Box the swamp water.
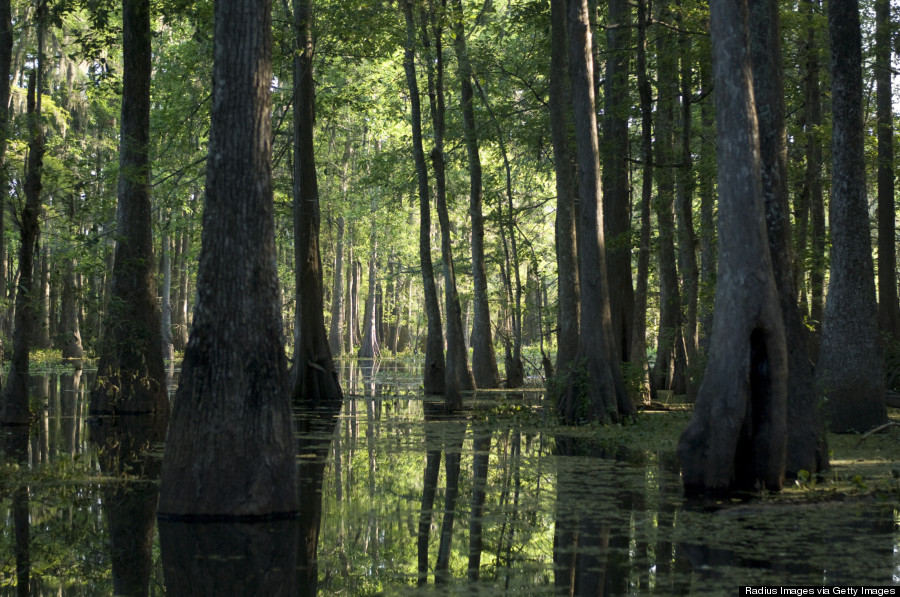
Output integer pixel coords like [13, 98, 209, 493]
[0, 360, 898, 595]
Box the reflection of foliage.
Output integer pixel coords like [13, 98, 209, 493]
[0, 454, 112, 592]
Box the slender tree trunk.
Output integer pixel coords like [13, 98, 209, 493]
[749, 0, 827, 475]
[875, 0, 899, 339]
[558, 0, 633, 424]
[291, 0, 343, 411]
[450, 0, 501, 388]
[650, 0, 686, 398]
[90, 0, 168, 417]
[1, 56, 44, 423]
[678, 0, 788, 495]
[60, 196, 84, 368]
[676, 5, 699, 392]
[816, 0, 887, 433]
[697, 39, 716, 355]
[0, 0, 11, 357]
[160, 218, 174, 364]
[471, 78, 523, 387]
[423, 1, 473, 403]
[35, 241, 51, 349]
[549, 0, 579, 378]
[328, 213, 345, 355]
[402, 0, 445, 394]
[803, 0, 825, 357]
[602, 0, 634, 364]
[629, 0, 653, 402]
[158, 0, 298, 518]
[358, 243, 380, 359]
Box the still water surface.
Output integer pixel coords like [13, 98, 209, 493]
[0, 360, 898, 595]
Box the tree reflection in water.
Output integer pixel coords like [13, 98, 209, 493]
[1, 367, 899, 593]
[90, 411, 167, 596]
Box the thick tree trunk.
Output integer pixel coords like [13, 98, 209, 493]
[629, 0, 653, 402]
[875, 0, 899, 340]
[158, 0, 298, 518]
[749, 0, 827, 476]
[450, 0, 501, 389]
[602, 0, 634, 364]
[91, 0, 168, 417]
[549, 0, 579, 378]
[678, 0, 788, 495]
[291, 0, 343, 411]
[816, 0, 887, 433]
[402, 0, 444, 394]
[558, 0, 633, 424]
[34, 241, 51, 349]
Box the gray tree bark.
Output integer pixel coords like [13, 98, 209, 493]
[158, 0, 298, 518]
[402, 0, 445, 394]
[450, 0, 501, 388]
[602, 0, 634, 364]
[548, 0, 580, 379]
[816, 0, 887, 433]
[423, 2, 474, 405]
[90, 0, 168, 417]
[875, 0, 899, 339]
[629, 0, 653, 402]
[291, 0, 343, 410]
[557, 0, 633, 424]
[678, 0, 788, 495]
[748, 0, 827, 475]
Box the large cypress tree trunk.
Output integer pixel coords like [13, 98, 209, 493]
[291, 0, 343, 409]
[549, 0, 579, 378]
[450, 0, 501, 389]
[402, 0, 445, 394]
[875, 0, 899, 339]
[602, 0, 634, 364]
[678, 0, 788, 495]
[815, 0, 887, 433]
[558, 0, 633, 424]
[748, 0, 827, 476]
[90, 0, 168, 417]
[158, 0, 298, 518]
